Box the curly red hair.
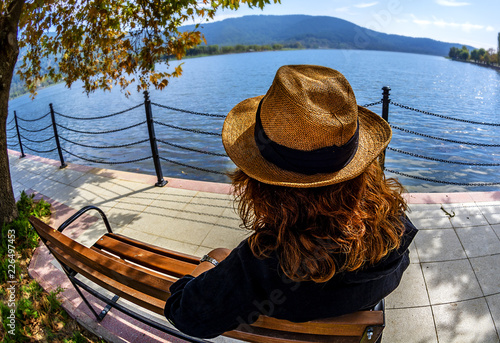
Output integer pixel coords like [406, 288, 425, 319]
[229, 161, 408, 283]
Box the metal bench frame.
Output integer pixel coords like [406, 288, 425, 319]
[31, 205, 385, 343]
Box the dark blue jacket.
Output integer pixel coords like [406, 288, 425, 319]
[164, 216, 418, 338]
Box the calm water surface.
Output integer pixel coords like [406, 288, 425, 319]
[7, 50, 500, 192]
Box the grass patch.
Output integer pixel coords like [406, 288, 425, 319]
[1, 191, 106, 343]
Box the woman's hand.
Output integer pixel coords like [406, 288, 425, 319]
[190, 248, 232, 277]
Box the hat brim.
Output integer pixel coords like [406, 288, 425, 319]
[222, 95, 392, 188]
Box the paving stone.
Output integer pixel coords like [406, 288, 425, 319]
[433, 298, 499, 343]
[74, 221, 112, 247]
[154, 236, 200, 257]
[407, 207, 448, 219]
[19, 173, 50, 190]
[200, 226, 251, 250]
[455, 226, 500, 258]
[408, 216, 453, 230]
[484, 213, 500, 225]
[492, 224, 500, 240]
[173, 206, 224, 225]
[182, 194, 229, 218]
[470, 255, 500, 296]
[440, 203, 483, 217]
[478, 204, 500, 215]
[384, 307, 438, 343]
[414, 229, 467, 262]
[133, 214, 214, 246]
[408, 240, 420, 264]
[35, 181, 76, 204]
[118, 228, 162, 248]
[47, 167, 87, 185]
[104, 206, 142, 227]
[485, 293, 500, 339]
[386, 263, 430, 308]
[450, 213, 490, 228]
[69, 172, 113, 188]
[422, 260, 483, 304]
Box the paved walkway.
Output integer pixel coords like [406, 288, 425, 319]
[8, 149, 500, 343]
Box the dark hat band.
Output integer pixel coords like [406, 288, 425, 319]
[254, 99, 359, 175]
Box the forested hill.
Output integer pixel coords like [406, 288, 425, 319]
[182, 15, 472, 56]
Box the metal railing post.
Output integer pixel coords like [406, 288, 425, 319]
[379, 86, 391, 170]
[144, 91, 167, 187]
[14, 111, 26, 158]
[49, 104, 67, 169]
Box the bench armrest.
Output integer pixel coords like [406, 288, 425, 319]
[58, 205, 113, 233]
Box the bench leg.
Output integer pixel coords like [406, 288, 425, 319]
[69, 277, 120, 322]
[98, 295, 120, 320]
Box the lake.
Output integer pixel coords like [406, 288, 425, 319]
[7, 49, 500, 192]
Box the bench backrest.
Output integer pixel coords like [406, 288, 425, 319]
[30, 216, 384, 343]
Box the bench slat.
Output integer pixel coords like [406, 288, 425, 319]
[89, 246, 179, 283]
[93, 234, 197, 278]
[108, 233, 200, 264]
[225, 328, 359, 343]
[32, 217, 173, 301]
[48, 243, 167, 315]
[249, 312, 383, 336]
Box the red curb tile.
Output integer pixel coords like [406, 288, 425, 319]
[404, 192, 475, 204]
[7, 148, 22, 157]
[469, 191, 500, 202]
[92, 167, 159, 184]
[67, 164, 96, 173]
[23, 151, 62, 167]
[165, 177, 232, 194]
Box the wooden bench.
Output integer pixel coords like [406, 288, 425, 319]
[29, 205, 385, 343]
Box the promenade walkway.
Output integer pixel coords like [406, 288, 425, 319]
[8, 149, 500, 343]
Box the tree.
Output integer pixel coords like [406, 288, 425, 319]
[484, 53, 490, 65]
[488, 48, 498, 65]
[458, 46, 469, 61]
[449, 46, 459, 59]
[498, 32, 500, 57]
[470, 49, 479, 62]
[477, 48, 486, 63]
[0, 0, 279, 224]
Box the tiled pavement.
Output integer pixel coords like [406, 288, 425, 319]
[8, 149, 500, 343]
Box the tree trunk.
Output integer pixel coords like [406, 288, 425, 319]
[0, 0, 25, 224]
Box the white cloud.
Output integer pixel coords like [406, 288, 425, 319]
[411, 15, 489, 33]
[335, 6, 350, 13]
[411, 14, 431, 26]
[432, 17, 460, 28]
[461, 22, 484, 32]
[354, 2, 378, 8]
[435, 0, 470, 6]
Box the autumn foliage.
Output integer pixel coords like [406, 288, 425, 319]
[16, 0, 279, 96]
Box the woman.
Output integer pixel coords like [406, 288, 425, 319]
[164, 65, 418, 338]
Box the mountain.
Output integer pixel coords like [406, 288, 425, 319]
[182, 15, 473, 56]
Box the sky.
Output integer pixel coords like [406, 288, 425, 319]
[208, 0, 499, 50]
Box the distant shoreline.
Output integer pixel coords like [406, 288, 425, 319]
[448, 58, 500, 71]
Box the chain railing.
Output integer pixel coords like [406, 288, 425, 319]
[390, 101, 500, 127]
[378, 87, 499, 187]
[6, 87, 499, 189]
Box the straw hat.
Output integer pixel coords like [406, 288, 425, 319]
[222, 65, 391, 188]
